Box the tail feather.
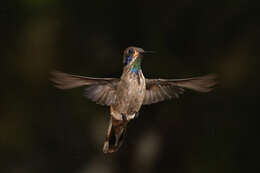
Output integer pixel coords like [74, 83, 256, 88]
[103, 117, 127, 154]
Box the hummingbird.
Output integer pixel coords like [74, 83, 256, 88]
[50, 46, 217, 154]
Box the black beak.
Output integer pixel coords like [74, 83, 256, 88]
[142, 51, 155, 54]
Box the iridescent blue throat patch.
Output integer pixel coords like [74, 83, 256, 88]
[126, 55, 132, 64]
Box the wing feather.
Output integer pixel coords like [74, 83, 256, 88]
[143, 74, 217, 105]
[50, 71, 119, 106]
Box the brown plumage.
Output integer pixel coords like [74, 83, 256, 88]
[50, 46, 218, 153]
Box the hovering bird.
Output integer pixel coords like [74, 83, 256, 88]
[50, 46, 217, 153]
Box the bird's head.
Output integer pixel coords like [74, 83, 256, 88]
[123, 47, 154, 72]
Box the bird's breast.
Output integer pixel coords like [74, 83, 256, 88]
[113, 71, 146, 115]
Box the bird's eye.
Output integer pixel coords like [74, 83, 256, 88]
[128, 49, 134, 55]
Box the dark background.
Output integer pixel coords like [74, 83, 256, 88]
[1, 0, 260, 173]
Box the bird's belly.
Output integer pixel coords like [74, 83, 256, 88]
[126, 86, 145, 111]
[113, 75, 145, 115]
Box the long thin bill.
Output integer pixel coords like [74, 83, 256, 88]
[143, 51, 155, 54]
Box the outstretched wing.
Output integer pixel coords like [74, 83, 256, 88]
[143, 74, 217, 105]
[50, 71, 119, 106]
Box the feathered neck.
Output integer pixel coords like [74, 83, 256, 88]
[130, 58, 141, 74]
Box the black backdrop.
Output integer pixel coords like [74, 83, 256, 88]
[1, 0, 260, 173]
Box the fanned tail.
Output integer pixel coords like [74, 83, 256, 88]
[103, 117, 127, 154]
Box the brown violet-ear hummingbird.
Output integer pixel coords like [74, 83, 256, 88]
[50, 46, 217, 154]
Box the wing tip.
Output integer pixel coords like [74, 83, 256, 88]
[49, 70, 82, 89]
[49, 70, 66, 89]
[195, 73, 219, 92]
